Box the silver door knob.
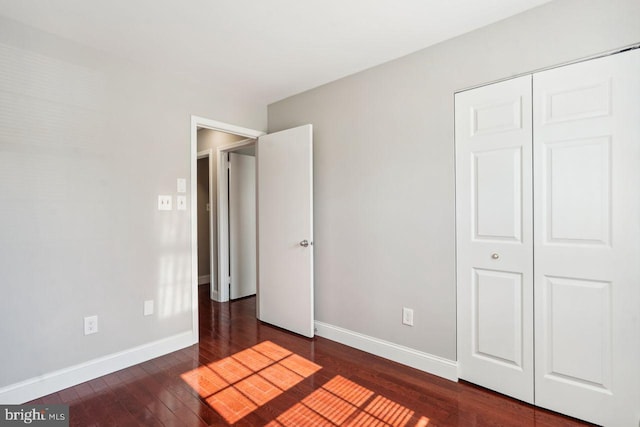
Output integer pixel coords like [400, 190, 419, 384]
[300, 240, 310, 247]
[491, 253, 500, 260]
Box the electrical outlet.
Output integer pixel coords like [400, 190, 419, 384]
[158, 195, 172, 211]
[177, 195, 187, 211]
[144, 300, 154, 316]
[84, 315, 98, 335]
[402, 307, 414, 326]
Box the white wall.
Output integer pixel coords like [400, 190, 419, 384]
[268, 0, 640, 362]
[0, 16, 265, 397]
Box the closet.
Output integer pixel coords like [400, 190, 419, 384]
[455, 48, 639, 426]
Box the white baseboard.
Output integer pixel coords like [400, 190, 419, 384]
[314, 321, 458, 382]
[198, 274, 211, 285]
[0, 331, 196, 404]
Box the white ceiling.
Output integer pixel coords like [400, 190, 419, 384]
[0, 0, 551, 105]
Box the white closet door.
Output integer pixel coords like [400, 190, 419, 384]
[533, 49, 640, 426]
[456, 75, 534, 403]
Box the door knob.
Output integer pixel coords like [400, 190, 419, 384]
[300, 240, 310, 247]
[491, 253, 500, 260]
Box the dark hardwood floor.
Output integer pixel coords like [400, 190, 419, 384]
[30, 285, 590, 426]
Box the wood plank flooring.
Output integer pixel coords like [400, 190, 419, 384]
[29, 285, 591, 426]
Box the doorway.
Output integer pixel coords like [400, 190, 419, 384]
[190, 116, 315, 339]
[190, 117, 263, 307]
[196, 150, 213, 288]
[216, 140, 258, 301]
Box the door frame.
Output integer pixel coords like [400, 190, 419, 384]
[217, 139, 257, 302]
[190, 116, 263, 335]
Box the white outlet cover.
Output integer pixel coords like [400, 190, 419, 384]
[84, 315, 98, 335]
[177, 178, 187, 193]
[177, 195, 187, 211]
[158, 195, 172, 211]
[402, 307, 414, 326]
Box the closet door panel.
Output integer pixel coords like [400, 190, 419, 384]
[473, 147, 523, 241]
[473, 269, 523, 366]
[542, 276, 612, 389]
[543, 137, 611, 245]
[533, 49, 640, 427]
[456, 75, 533, 403]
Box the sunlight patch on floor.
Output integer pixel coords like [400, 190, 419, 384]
[180, 340, 320, 424]
[267, 375, 429, 427]
[180, 340, 429, 425]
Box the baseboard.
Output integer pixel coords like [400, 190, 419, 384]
[198, 275, 211, 285]
[0, 331, 196, 404]
[314, 321, 458, 382]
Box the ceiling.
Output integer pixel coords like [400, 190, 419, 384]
[0, 0, 551, 105]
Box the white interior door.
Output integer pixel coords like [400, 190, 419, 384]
[257, 124, 314, 338]
[229, 152, 257, 299]
[455, 75, 534, 403]
[533, 49, 640, 426]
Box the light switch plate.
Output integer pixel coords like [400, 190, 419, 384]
[158, 195, 172, 211]
[177, 195, 187, 211]
[177, 178, 187, 193]
[144, 300, 154, 316]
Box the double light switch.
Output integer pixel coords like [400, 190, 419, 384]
[158, 178, 187, 211]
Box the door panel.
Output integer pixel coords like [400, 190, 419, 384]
[257, 124, 314, 338]
[229, 153, 256, 299]
[533, 49, 640, 426]
[471, 97, 522, 135]
[543, 137, 611, 245]
[543, 276, 612, 390]
[456, 75, 534, 403]
[473, 147, 522, 241]
[473, 269, 523, 367]
[541, 78, 611, 125]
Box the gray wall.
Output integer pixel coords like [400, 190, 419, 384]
[268, 0, 640, 361]
[0, 17, 265, 388]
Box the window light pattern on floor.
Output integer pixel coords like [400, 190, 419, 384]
[181, 340, 430, 426]
[268, 375, 430, 427]
[180, 340, 321, 424]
